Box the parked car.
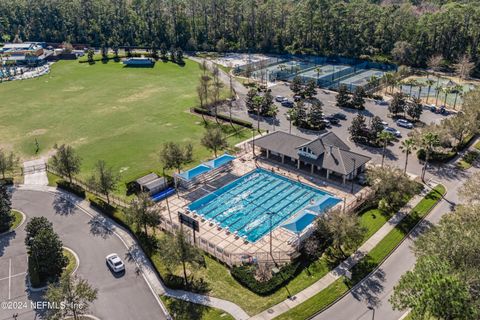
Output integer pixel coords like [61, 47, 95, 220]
[275, 95, 285, 102]
[320, 119, 331, 127]
[357, 173, 368, 186]
[293, 95, 302, 101]
[332, 112, 347, 120]
[430, 105, 437, 113]
[383, 127, 401, 138]
[281, 100, 294, 107]
[384, 127, 401, 137]
[380, 121, 389, 128]
[324, 116, 340, 125]
[396, 119, 414, 129]
[106, 253, 125, 273]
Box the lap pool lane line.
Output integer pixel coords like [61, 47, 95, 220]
[15, 185, 250, 320]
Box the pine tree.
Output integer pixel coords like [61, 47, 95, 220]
[308, 100, 324, 130]
[351, 86, 366, 110]
[336, 84, 351, 108]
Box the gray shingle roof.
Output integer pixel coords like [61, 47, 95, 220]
[252, 131, 309, 159]
[251, 131, 370, 175]
[136, 173, 159, 186]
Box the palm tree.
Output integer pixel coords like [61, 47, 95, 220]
[421, 132, 440, 181]
[434, 85, 443, 107]
[377, 131, 395, 168]
[452, 85, 463, 110]
[442, 87, 450, 107]
[400, 138, 416, 173]
[425, 79, 435, 104]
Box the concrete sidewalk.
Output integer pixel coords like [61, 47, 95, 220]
[16, 184, 250, 320]
[250, 185, 434, 320]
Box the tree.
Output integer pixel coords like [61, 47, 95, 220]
[27, 222, 67, 284]
[315, 208, 366, 259]
[390, 256, 477, 320]
[245, 88, 258, 113]
[453, 54, 475, 80]
[367, 166, 420, 212]
[160, 43, 168, 60]
[377, 131, 394, 167]
[211, 66, 223, 123]
[0, 149, 18, 179]
[400, 138, 416, 174]
[51, 144, 81, 183]
[126, 192, 162, 235]
[391, 41, 414, 65]
[290, 76, 303, 96]
[391, 204, 480, 319]
[304, 79, 317, 99]
[348, 114, 366, 141]
[443, 115, 470, 149]
[87, 49, 94, 63]
[88, 160, 119, 204]
[451, 85, 463, 110]
[161, 228, 205, 286]
[25, 216, 53, 247]
[406, 97, 423, 122]
[196, 85, 207, 123]
[420, 132, 440, 181]
[160, 142, 193, 173]
[260, 90, 274, 115]
[61, 41, 73, 54]
[425, 79, 435, 103]
[308, 100, 324, 130]
[336, 84, 351, 108]
[291, 100, 308, 128]
[459, 172, 480, 204]
[175, 48, 184, 64]
[46, 273, 98, 320]
[370, 116, 385, 139]
[388, 92, 406, 116]
[0, 185, 13, 233]
[201, 126, 227, 157]
[351, 86, 366, 110]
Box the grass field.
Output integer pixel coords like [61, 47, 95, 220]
[63, 248, 77, 276]
[275, 185, 446, 320]
[0, 59, 248, 194]
[160, 296, 234, 320]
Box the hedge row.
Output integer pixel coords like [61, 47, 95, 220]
[88, 196, 130, 229]
[0, 178, 13, 186]
[231, 261, 301, 296]
[192, 107, 253, 128]
[417, 134, 477, 163]
[56, 180, 86, 199]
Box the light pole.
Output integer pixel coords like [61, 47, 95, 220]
[367, 305, 375, 320]
[350, 158, 356, 194]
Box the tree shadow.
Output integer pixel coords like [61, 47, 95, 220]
[350, 266, 386, 308]
[25, 275, 48, 318]
[0, 231, 15, 257]
[125, 242, 154, 274]
[52, 193, 78, 216]
[163, 296, 210, 320]
[428, 163, 469, 183]
[88, 215, 113, 239]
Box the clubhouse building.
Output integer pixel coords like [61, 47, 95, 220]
[251, 131, 371, 184]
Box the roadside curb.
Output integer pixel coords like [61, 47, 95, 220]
[0, 210, 26, 237]
[306, 183, 447, 319]
[63, 246, 80, 275]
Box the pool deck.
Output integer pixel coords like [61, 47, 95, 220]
[156, 146, 372, 266]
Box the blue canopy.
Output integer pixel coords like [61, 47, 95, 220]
[282, 211, 317, 234]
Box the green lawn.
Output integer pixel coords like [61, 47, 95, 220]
[10, 210, 23, 231]
[275, 185, 446, 320]
[475, 140, 480, 151]
[0, 59, 248, 195]
[63, 248, 77, 276]
[149, 207, 395, 315]
[161, 296, 234, 320]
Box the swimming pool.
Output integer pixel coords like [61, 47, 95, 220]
[178, 164, 211, 180]
[188, 169, 340, 242]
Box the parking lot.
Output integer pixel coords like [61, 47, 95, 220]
[0, 190, 167, 320]
[222, 81, 449, 177]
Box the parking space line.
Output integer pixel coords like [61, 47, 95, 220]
[0, 272, 26, 282]
[8, 259, 11, 300]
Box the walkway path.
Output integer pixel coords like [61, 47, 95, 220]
[16, 184, 250, 320]
[22, 159, 48, 186]
[250, 182, 436, 320]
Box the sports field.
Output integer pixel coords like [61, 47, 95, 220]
[0, 59, 248, 193]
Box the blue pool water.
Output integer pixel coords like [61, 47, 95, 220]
[188, 168, 341, 242]
[205, 154, 236, 169]
[179, 164, 211, 180]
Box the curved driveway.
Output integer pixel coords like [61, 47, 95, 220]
[1, 189, 166, 320]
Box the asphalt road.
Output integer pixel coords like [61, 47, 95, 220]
[0, 190, 167, 320]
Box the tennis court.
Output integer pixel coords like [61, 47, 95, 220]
[338, 69, 386, 90]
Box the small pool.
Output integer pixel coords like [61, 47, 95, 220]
[179, 164, 211, 181]
[189, 168, 340, 242]
[205, 154, 236, 169]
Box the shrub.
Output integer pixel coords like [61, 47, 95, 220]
[56, 180, 85, 198]
[463, 150, 479, 164]
[192, 107, 253, 128]
[28, 258, 43, 288]
[231, 261, 301, 295]
[88, 196, 130, 229]
[0, 178, 13, 186]
[417, 149, 457, 162]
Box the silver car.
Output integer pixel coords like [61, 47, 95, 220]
[383, 127, 401, 138]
